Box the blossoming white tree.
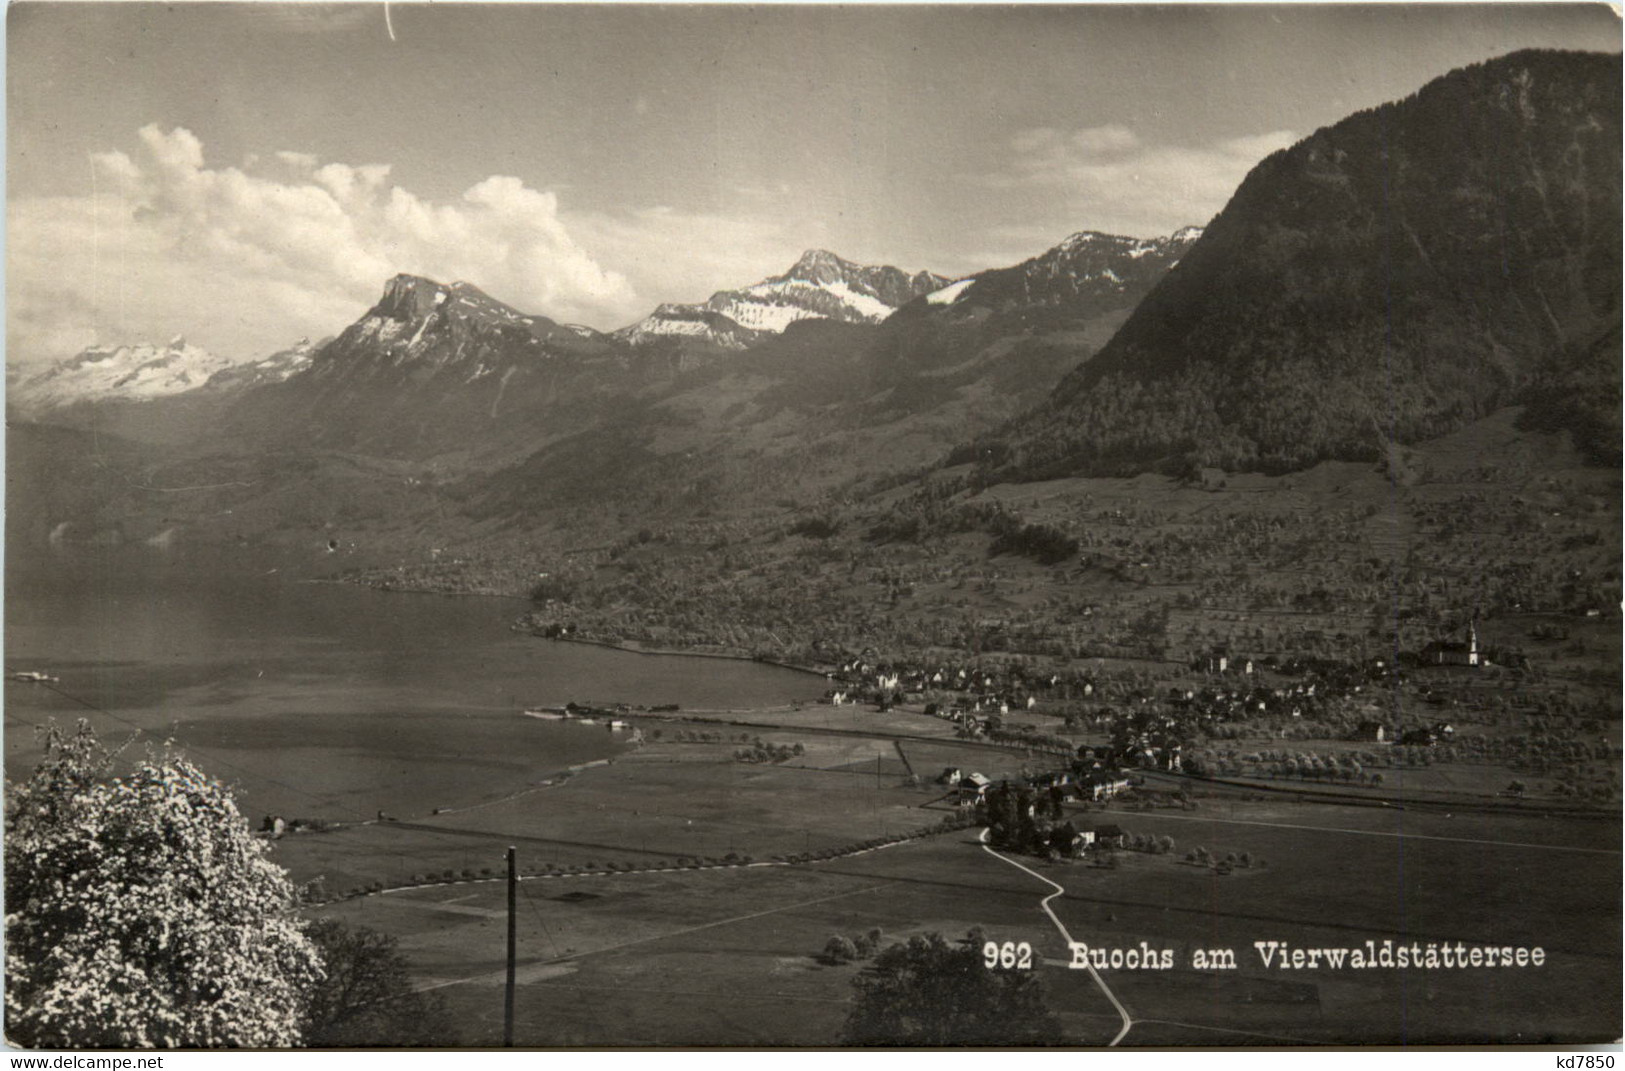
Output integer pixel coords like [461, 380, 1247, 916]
[5, 721, 323, 1048]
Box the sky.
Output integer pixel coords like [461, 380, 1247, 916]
[6, 2, 1620, 365]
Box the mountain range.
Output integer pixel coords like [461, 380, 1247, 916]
[10, 336, 239, 414]
[6, 48, 1618, 564]
[14, 249, 952, 415]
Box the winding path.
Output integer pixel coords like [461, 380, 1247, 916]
[977, 829, 1134, 1046]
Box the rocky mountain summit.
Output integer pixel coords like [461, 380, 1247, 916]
[912, 227, 1202, 318]
[614, 249, 947, 351]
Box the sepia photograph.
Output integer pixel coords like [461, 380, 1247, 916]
[4, 0, 1621, 1050]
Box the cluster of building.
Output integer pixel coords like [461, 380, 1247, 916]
[937, 758, 1134, 809]
[822, 657, 1088, 714]
[1351, 719, 1456, 746]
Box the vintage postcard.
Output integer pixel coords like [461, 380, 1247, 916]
[5, 1, 1620, 1052]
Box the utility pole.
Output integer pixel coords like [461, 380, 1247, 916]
[504, 846, 517, 1047]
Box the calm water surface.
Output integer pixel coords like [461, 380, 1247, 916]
[4, 543, 823, 820]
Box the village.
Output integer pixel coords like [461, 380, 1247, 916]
[786, 614, 1621, 813]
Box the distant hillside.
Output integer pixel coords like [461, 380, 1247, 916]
[976, 49, 1621, 480]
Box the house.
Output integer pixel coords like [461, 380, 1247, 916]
[958, 772, 992, 803]
[937, 767, 963, 786]
[1082, 770, 1132, 801]
[1051, 824, 1094, 855]
[1092, 824, 1126, 849]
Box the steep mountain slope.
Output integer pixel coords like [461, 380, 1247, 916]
[874, 227, 1202, 387]
[914, 228, 1202, 319]
[612, 303, 767, 354]
[980, 49, 1621, 480]
[220, 274, 645, 466]
[197, 337, 322, 394]
[612, 249, 947, 357]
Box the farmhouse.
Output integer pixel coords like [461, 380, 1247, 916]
[958, 772, 992, 804]
[1093, 824, 1126, 849]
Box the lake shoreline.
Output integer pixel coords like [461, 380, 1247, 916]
[303, 576, 529, 605]
[324, 576, 835, 682]
[530, 632, 832, 681]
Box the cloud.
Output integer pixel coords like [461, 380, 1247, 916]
[1218, 130, 1299, 160]
[964, 125, 1297, 252]
[1011, 124, 1142, 158]
[571, 201, 824, 311]
[8, 125, 638, 365]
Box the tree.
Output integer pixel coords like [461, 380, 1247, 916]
[300, 921, 459, 1047]
[853, 928, 885, 960]
[5, 721, 323, 1048]
[823, 934, 860, 965]
[841, 931, 1064, 1046]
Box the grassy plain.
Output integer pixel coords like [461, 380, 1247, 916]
[286, 722, 1620, 1046]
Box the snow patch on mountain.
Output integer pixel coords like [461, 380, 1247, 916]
[926, 278, 977, 305]
[615, 249, 948, 349]
[709, 299, 822, 333]
[199, 337, 319, 393]
[11, 337, 239, 411]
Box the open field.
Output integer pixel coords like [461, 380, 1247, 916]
[268, 732, 1019, 893]
[293, 726, 1620, 1046]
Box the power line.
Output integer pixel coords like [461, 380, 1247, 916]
[514, 870, 564, 959]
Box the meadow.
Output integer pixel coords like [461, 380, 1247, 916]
[293, 723, 1620, 1046]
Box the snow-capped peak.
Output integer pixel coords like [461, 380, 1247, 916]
[900, 224, 1206, 317]
[10, 337, 239, 411]
[614, 249, 948, 348]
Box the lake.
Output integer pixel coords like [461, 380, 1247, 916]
[4, 542, 826, 821]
